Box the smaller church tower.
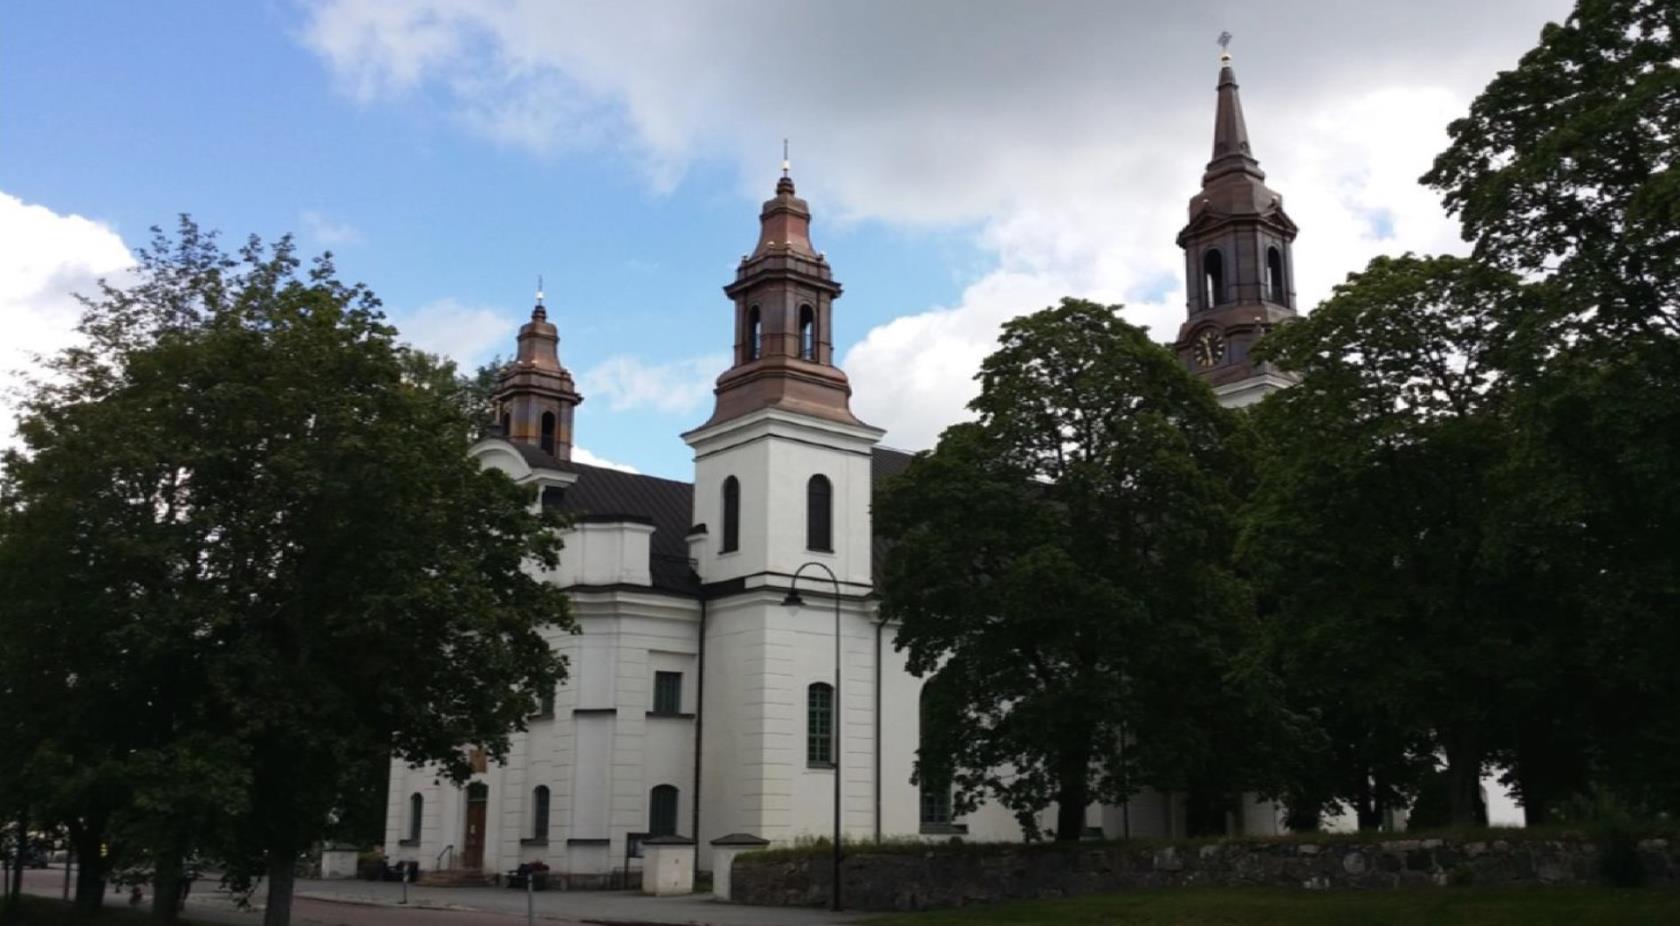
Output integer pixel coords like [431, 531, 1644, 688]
[1173, 43, 1300, 408]
[695, 160, 863, 430]
[491, 285, 583, 460]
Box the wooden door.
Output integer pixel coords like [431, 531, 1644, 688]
[463, 796, 487, 870]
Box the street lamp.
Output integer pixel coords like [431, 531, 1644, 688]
[782, 561, 843, 912]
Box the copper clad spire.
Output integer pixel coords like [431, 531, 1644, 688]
[1206, 44, 1265, 184]
[696, 166, 866, 430]
[493, 281, 583, 459]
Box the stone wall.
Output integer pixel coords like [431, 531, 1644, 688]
[731, 835, 1679, 912]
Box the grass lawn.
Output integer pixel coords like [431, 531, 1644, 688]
[863, 887, 1680, 926]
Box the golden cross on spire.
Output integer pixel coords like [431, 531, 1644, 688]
[1218, 30, 1232, 62]
[782, 138, 791, 178]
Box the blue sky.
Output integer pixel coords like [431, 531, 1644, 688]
[2, 1, 972, 478]
[2, 0, 1570, 479]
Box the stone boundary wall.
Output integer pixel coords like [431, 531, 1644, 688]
[731, 836, 1679, 911]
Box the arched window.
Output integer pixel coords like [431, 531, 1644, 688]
[408, 793, 424, 843]
[649, 785, 679, 837]
[807, 682, 834, 766]
[806, 474, 832, 552]
[540, 411, 556, 455]
[798, 304, 816, 361]
[918, 686, 953, 826]
[1267, 246, 1286, 304]
[746, 305, 762, 361]
[1202, 249, 1225, 309]
[720, 476, 740, 553]
[531, 785, 550, 841]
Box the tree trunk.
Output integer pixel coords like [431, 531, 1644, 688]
[151, 847, 184, 924]
[1052, 746, 1091, 842]
[7, 816, 24, 910]
[69, 825, 106, 914]
[1353, 771, 1380, 831]
[262, 852, 295, 926]
[1443, 732, 1484, 828]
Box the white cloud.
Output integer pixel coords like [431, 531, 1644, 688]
[578, 353, 729, 415]
[299, 0, 1572, 448]
[300, 209, 364, 246]
[0, 191, 135, 450]
[572, 446, 639, 473]
[394, 298, 509, 367]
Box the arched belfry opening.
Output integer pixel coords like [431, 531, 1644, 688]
[1203, 249, 1225, 309]
[1267, 246, 1287, 305]
[746, 305, 762, 362]
[798, 304, 816, 361]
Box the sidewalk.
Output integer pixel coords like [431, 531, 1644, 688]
[291, 876, 870, 926]
[18, 867, 863, 926]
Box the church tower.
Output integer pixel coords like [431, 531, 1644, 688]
[685, 162, 885, 851]
[1173, 45, 1300, 408]
[491, 287, 583, 460]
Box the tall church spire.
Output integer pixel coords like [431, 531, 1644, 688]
[694, 166, 866, 430]
[1206, 47, 1263, 184]
[1173, 40, 1300, 408]
[492, 284, 583, 459]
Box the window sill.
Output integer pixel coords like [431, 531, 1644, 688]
[805, 547, 834, 554]
[566, 837, 610, 846]
[397, 839, 419, 847]
[529, 712, 554, 721]
[646, 711, 695, 720]
[919, 823, 968, 836]
[519, 838, 549, 847]
[806, 761, 835, 771]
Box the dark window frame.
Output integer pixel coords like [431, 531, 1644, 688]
[653, 671, 683, 714]
[540, 411, 556, 454]
[807, 682, 834, 766]
[408, 793, 423, 844]
[649, 784, 679, 837]
[532, 785, 550, 841]
[721, 476, 740, 553]
[806, 474, 833, 552]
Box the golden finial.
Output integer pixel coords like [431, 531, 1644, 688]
[782, 137, 791, 178]
[1218, 31, 1232, 63]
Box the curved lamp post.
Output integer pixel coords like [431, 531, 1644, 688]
[782, 561, 843, 911]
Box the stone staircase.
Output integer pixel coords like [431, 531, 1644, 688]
[417, 867, 495, 888]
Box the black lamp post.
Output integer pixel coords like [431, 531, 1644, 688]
[782, 561, 843, 912]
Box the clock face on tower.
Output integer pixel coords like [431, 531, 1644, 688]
[1193, 329, 1226, 368]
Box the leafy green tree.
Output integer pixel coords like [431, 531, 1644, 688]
[0, 219, 574, 924]
[1423, 0, 1677, 340]
[1423, 0, 1680, 818]
[877, 298, 1268, 841]
[1247, 254, 1538, 827]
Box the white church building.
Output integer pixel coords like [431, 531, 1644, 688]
[384, 52, 1313, 882]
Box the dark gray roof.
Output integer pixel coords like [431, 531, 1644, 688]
[520, 443, 922, 596]
[539, 458, 697, 594]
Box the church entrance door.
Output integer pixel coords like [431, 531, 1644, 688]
[462, 783, 488, 870]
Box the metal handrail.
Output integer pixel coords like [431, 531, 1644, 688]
[435, 844, 454, 870]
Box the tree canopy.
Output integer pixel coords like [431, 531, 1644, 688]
[0, 219, 574, 924]
[876, 298, 1272, 840]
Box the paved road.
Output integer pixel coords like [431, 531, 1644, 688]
[16, 866, 865, 926]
